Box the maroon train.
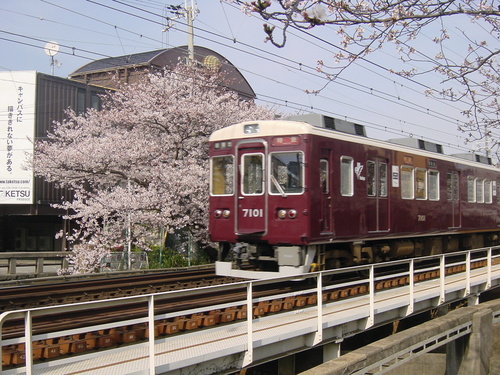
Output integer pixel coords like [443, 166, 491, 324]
[209, 114, 500, 279]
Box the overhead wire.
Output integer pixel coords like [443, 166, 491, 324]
[86, 0, 471, 131]
[84, 1, 483, 151]
[1, 0, 481, 152]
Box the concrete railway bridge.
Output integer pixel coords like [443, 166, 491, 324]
[1, 246, 499, 375]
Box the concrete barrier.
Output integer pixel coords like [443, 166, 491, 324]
[299, 298, 500, 375]
[0, 252, 68, 276]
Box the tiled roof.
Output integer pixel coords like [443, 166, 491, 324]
[70, 49, 167, 75]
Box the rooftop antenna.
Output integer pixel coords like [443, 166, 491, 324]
[44, 41, 61, 75]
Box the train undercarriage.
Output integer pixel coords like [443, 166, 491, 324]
[217, 230, 500, 279]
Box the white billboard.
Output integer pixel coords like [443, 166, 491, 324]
[0, 71, 36, 204]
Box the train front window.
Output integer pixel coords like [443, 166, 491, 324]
[211, 156, 234, 195]
[270, 152, 304, 194]
[242, 153, 264, 195]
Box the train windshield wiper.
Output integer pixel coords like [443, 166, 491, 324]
[271, 175, 287, 198]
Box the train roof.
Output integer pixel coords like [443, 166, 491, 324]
[210, 119, 499, 172]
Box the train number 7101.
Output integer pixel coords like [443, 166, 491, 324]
[242, 208, 263, 218]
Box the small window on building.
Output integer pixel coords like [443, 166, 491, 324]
[211, 156, 234, 195]
[90, 91, 101, 110]
[467, 176, 476, 203]
[429, 170, 440, 201]
[77, 88, 86, 114]
[340, 156, 353, 196]
[401, 165, 414, 199]
[415, 168, 427, 200]
[476, 178, 484, 203]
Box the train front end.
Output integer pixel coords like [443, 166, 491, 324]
[209, 120, 315, 279]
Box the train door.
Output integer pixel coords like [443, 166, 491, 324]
[236, 142, 267, 235]
[447, 170, 461, 228]
[366, 158, 389, 232]
[320, 149, 333, 233]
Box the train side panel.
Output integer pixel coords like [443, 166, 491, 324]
[209, 118, 500, 278]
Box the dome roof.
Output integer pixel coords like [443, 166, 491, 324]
[70, 46, 255, 99]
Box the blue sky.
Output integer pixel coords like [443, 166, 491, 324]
[0, 0, 491, 155]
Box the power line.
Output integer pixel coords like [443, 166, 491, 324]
[1, 0, 480, 149]
[83, 0, 471, 125]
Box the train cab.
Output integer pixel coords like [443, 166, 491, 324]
[209, 120, 316, 278]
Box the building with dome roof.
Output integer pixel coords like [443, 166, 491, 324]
[69, 45, 255, 99]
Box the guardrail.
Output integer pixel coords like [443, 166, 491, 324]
[1, 246, 499, 375]
[0, 252, 68, 275]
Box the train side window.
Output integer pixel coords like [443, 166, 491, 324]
[211, 156, 234, 195]
[447, 171, 459, 202]
[320, 159, 329, 193]
[467, 176, 476, 203]
[485, 179, 492, 204]
[428, 170, 440, 201]
[242, 153, 264, 195]
[400, 165, 414, 199]
[476, 179, 484, 203]
[379, 162, 388, 197]
[340, 156, 354, 196]
[367, 161, 376, 196]
[497, 180, 500, 205]
[415, 168, 427, 200]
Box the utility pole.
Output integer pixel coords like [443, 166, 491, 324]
[186, 0, 197, 62]
[162, 1, 198, 63]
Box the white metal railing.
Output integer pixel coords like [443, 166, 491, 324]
[1, 246, 499, 374]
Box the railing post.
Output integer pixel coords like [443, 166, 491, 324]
[62, 256, 69, 270]
[465, 251, 471, 296]
[367, 265, 374, 327]
[243, 282, 253, 367]
[25, 310, 33, 375]
[487, 247, 492, 289]
[8, 258, 16, 274]
[314, 273, 323, 345]
[36, 257, 44, 274]
[408, 259, 414, 315]
[148, 295, 155, 374]
[439, 255, 445, 304]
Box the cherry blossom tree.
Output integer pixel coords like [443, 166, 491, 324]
[34, 63, 276, 273]
[237, 0, 500, 159]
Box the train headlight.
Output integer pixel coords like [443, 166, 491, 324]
[222, 209, 231, 219]
[278, 210, 287, 219]
[214, 210, 222, 218]
[288, 210, 297, 219]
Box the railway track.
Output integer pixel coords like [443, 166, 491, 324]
[0, 265, 240, 312]
[1, 253, 498, 369]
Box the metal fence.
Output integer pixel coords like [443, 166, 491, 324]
[99, 251, 149, 272]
